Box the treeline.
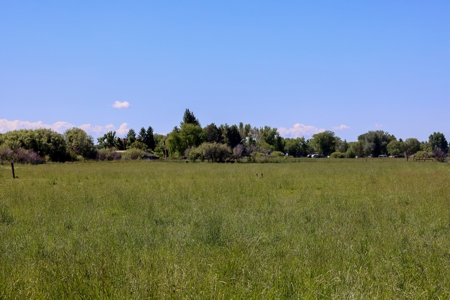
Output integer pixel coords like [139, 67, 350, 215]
[0, 109, 448, 163]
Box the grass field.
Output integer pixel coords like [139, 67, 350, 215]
[1, 160, 450, 299]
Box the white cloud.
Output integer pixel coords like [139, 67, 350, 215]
[79, 124, 105, 135]
[112, 101, 130, 109]
[0, 119, 74, 132]
[375, 123, 383, 128]
[0, 119, 130, 138]
[105, 124, 115, 131]
[278, 123, 325, 138]
[116, 123, 130, 135]
[51, 121, 75, 132]
[332, 124, 350, 131]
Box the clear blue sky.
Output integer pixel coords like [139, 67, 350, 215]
[1, 1, 449, 142]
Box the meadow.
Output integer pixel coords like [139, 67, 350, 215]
[1, 159, 449, 299]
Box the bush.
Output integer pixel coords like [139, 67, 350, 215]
[414, 151, 429, 160]
[346, 148, 356, 158]
[9, 148, 45, 164]
[433, 148, 448, 162]
[122, 149, 145, 160]
[98, 149, 122, 161]
[129, 141, 147, 150]
[330, 152, 345, 158]
[187, 146, 203, 162]
[0, 144, 13, 162]
[192, 143, 232, 163]
[270, 151, 285, 157]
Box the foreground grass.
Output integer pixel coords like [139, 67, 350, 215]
[1, 160, 450, 299]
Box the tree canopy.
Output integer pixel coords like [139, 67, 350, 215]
[181, 109, 200, 127]
[429, 132, 448, 153]
[1, 108, 448, 162]
[64, 128, 96, 159]
[311, 131, 336, 156]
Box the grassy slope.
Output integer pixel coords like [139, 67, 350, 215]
[1, 160, 449, 299]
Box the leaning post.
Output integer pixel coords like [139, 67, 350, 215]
[11, 162, 15, 179]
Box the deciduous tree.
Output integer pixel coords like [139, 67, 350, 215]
[429, 132, 448, 153]
[97, 131, 118, 149]
[64, 128, 96, 159]
[404, 138, 421, 155]
[311, 131, 337, 156]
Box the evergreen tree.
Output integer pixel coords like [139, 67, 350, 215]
[181, 109, 200, 127]
[144, 126, 155, 150]
[126, 129, 137, 149]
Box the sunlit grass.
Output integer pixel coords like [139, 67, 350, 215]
[1, 160, 449, 298]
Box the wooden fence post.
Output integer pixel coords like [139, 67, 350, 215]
[11, 162, 15, 179]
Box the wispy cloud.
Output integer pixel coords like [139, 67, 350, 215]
[112, 101, 130, 109]
[375, 123, 383, 128]
[0, 119, 129, 138]
[116, 123, 130, 135]
[278, 123, 325, 138]
[0, 119, 73, 132]
[332, 124, 350, 131]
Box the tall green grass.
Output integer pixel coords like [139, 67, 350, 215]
[1, 160, 449, 298]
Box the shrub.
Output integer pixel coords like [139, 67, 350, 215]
[0, 144, 13, 162]
[414, 151, 429, 160]
[346, 148, 356, 158]
[98, 149, 122, 161]
[270, 151, 285, 157]
[433, 148, 448, 162]
[187, 146, 203, 162]
[10, 148, 45, 164]
[330, 152, 345, 158]
[122, 149, 145, 160]
[14, 148, 31, 163]
[27, 150, 46, 164]
[129, 140, 147, 150]
[194, 143, 232, 163]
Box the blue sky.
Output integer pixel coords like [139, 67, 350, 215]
[1, 1, 449, 142]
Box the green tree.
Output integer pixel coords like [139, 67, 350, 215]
[386, 140, 404, 156]
[193, 142, 232, 162]
[166, 124, 203, 158]
[358, 131, 395, 157]
[311, 131, 337, 156]
[347, 141, 365, 158]
[224, 124, 242, 149]
[32, 129, 67, 161]
[153, 134, 167, 158]
[64, 128, 96, 159]
[138, 127, 146, 142]
[203, 123, 222, 143]
[180, 123, 204, 150]
[259, 126, 284, 151]
[404, 138, 421, 155]
[336, 139, 349, 153]
[420, 141, 432, 152]
[137, 126, 155, 150]
[181, 109, 200, 127]
[284, 137, 308, 157]
[144, 126, 155, 150]
[126, 129, 137, 149]
[166, 127, 183, 157]
[429, 132, 448, 153]
[97, 131, 119, 149]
